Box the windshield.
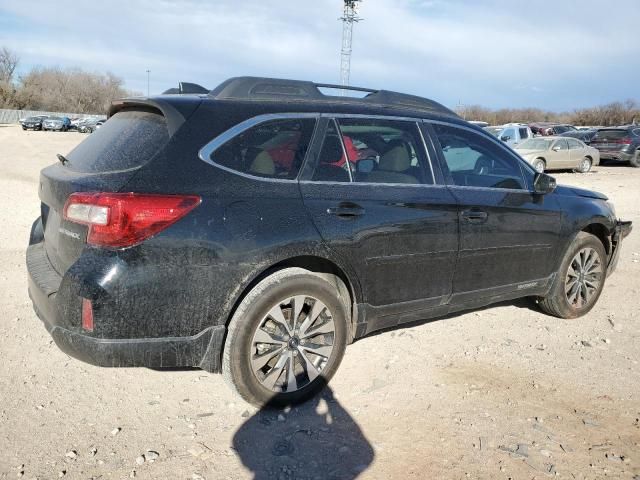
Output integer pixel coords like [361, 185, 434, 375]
[47, 117, 61, 121]
[484, 127, 503, 137]
[517, 138, 553, 150]
[25, 116, 39, 121]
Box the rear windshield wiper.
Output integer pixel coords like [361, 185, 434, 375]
[57, 154, 69, 166]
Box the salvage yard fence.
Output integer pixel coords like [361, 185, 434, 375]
[0, 108, 105, 124]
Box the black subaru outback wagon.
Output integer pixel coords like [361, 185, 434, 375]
[27, 77, 631, 406]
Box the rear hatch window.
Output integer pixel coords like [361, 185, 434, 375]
[66, 110, 169, 173]
[593, 129, 628, 141]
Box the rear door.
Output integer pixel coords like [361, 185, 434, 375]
[567, 138, 585, 166]
[427, 121, 563, 303]
[38, 110, 170, 274]
[299, 116, 458, 325]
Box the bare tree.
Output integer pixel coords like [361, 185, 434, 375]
[0, 46, 19, 83]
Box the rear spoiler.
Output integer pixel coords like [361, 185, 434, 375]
[108, 97, 202, 137]
[162, 82, 209, 95]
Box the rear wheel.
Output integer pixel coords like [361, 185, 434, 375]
[532, 158, 546, 173]
[631, 149, 640, 168]
[576, 156, 592, 173]
[222, 268, 349, 407]
[538, 232, 606, 319]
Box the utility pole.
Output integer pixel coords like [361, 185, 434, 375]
[339, 0, 362, 91]
[146, 69, 150, 96]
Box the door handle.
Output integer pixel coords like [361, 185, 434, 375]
[327, 202, 365, 218]
[461, 209, 488, 223]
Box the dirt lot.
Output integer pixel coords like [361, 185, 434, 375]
[1, 124, 639, 480]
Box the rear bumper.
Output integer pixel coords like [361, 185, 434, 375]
[46, 321, 225, 371]
[599, 151, 633, 162]
[27, 239, 226, 373]
[607, 220, 632, 275]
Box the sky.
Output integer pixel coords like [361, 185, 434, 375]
[0, 0, 638, 111]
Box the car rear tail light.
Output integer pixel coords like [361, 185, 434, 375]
[616, 138, 632, 144]
[82, 298, 94, 331]
[63, 192, 201, 247]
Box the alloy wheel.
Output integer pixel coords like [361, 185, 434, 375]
[249, 295, 335, 393]
[565, 247, 603, 308]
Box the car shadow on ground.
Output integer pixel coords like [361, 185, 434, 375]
[232, 385, 374, 480]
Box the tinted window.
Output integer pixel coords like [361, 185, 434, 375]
[519, 127, 529, 139]
[67, 110, 169, 173]
[432, 123, 526, 190]
[211, 118, 315, 179]
[313, 118, 433, 185]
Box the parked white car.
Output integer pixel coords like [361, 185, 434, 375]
[497, 123, 534, 147]
[515, 137, 600, 173]
[485, 123, 533, 147]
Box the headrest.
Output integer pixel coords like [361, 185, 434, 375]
[379, 146, 410, 172]
[321, 136, 344, 164]
[250, 151, 275, 175]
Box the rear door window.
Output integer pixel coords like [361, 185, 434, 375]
[66, 110, 169, 173]
[210, 118, 316, 180]
[312, 118, 433, 185]
[519, 127, 529, 139]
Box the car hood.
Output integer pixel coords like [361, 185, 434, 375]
[554, 184, 608, 200]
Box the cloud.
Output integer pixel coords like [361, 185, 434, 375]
[0, 0, 638, 110]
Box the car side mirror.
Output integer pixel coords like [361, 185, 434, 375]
[501, 135, 511, 142]
[533, 172, 556, 195]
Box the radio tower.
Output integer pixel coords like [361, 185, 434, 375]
[339, 0, 363, 89]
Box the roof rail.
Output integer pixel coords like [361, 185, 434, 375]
[208, 76, 458, 117]
[162, 82, 209, 95]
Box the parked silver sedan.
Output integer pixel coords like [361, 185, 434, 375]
[515, 136, 600, 173]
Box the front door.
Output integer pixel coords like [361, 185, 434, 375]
[299, 117, 459, 326]
[427, 121, 564, 304]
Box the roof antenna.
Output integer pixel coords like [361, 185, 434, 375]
[339, 0, 363, 95]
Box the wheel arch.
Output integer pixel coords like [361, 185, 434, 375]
[223, 254, 361, 342]
[581, 222, 611, 256]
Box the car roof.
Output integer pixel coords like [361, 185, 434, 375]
[116, 76, 462, 123]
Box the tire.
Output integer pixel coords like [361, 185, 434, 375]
[576, 156, 592, 173]
[631, 150, 640, 168]
[532, 158, 546, 173]
[22, 126, 26, 131]
[223, 267, 349, 407]
[538, 232, 607, 319]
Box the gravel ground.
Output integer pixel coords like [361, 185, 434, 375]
[1, 124, 639, 480]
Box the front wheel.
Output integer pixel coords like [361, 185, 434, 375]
[538, 232, 607, 319]
[576, 156, 592, 173]
[222, 268, 349, 407]
[532, 158, 546, 173]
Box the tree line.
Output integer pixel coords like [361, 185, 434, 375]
[0, 46, 140, 114]
[456, 100, 639, 127]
